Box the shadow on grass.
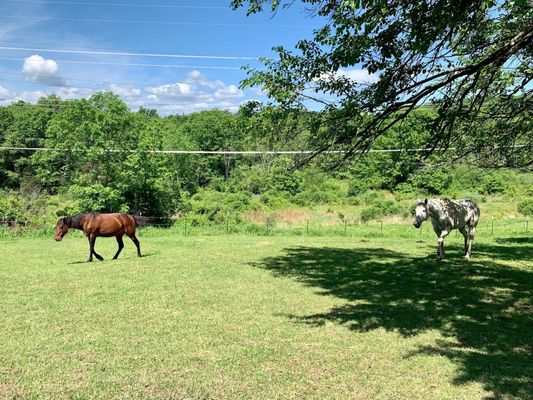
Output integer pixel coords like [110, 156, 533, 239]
[496, 236, 532, 244]
[252, 241, 533, 399]
[475, 238, 533, 261]
[67, 253, 155, 264]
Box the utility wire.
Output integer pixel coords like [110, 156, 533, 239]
[6, 0, 229, 10]
[0, 67, 245, 87]
[0, 57, 249, 70]
[0, 46, 260, 61]
[0, 15, 310, 28]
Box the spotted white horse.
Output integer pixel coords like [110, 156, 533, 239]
[413, 198, 480, 259]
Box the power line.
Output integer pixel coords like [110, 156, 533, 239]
[0, 57, 249, 70]
[0, 15, 310, 28]
[0, 70, 142, 87]
[0, 65, 246, 88]
[6, 0, 229, 10]
[0, 46, 260, 61]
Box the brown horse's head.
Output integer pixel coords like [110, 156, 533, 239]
[54, 217, 70, 241]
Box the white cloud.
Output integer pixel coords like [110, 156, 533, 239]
[18, 90, 48, 103]
[108, 84, 141, 97]
[144, 70, 244, 113]
[214, 85, 243, 99]
[318, 68, 379, 85]
[185, 70, 226, 90]
[0, 87, 96, 105]
[53, 87, 95, 99]
[0, 69, 249, 115]
[146, 82, 193, 97]
[22, 55, 69, 87]
[0, 85, 10, 101]
[337, 68, 379, 83]
[186, 70, 203, 81]
[250, 87, 267, 96]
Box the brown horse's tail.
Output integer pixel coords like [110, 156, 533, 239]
[132, 215, 150, 227]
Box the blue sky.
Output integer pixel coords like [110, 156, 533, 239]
[0, 0, 373, 114]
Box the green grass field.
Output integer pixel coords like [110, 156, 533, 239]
[1, 230, 531, 399]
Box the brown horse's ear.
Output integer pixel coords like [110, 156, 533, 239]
[63, 217, 71, 226]
[424, 199, 428, 206]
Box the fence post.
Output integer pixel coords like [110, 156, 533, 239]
[526, 218, 529, 234]
[225, 219, 229, 234]
[380, 219, 383, 236]
[183, 220, 187, 236]
[344, 220, 347, 236]
[491, 217, 494, 237]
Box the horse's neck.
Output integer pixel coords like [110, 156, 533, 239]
[69, 214, 85, 230]
[427, 200, 443, 220]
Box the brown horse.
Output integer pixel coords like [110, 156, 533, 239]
[54, 213, 142, 262]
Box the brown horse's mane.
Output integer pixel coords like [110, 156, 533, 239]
[64, 213, 88, 229]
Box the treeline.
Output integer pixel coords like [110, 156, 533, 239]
[0, 93, 531, 224]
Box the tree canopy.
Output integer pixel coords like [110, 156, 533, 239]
[1, 93, 531, 221]
[231, 0, 533, 167]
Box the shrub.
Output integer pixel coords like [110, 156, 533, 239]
[360, 206, 381, 222]
[187, 190, 254, 224]
[360, 190, 382, 205]
[360, 198, 405, 222]
[69, 184, 127, 213]
[259, 192, 293, 209]
[0, 191, 26, 221]
[268, 157, 302, 195]
[481, 175, 507, 195]
[293, 182, 343, 206]
[291, 169, 344, 206]
[517, 199, 533, 216]
[347, 180, 369, 197]
[227, 165, 268, 195]
[409, 169, 452, 194]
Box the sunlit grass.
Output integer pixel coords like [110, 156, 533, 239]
[0, 232, 531, 399]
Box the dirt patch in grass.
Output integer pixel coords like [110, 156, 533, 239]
[0, 382, 25, 399]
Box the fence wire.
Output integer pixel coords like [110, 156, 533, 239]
[2, 215, 529, 240]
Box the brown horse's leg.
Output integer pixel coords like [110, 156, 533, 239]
[113, 235, 124, 260]
[128, 234, 141, 257]
[89, 234, 104, 261]
[87, 237, 93, 262]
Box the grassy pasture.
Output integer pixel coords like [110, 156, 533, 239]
[0, 230, 531, 399]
